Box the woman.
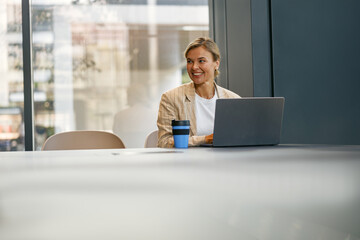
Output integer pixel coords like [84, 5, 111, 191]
[157, 37, 240, 148]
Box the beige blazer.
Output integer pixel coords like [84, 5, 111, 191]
[157, 82, 241, 148]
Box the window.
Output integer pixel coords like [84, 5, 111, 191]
[27, 0, 209, 149]
[0, 2, 25, 151]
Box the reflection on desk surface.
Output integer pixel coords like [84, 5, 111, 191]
[0, 145, 360, 240]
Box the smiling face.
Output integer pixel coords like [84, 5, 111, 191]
[186, 46, 220, 86]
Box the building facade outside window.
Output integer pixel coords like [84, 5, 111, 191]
[0, 1, 24, 151]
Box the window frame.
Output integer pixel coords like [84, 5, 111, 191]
[21, 1, 214, 151]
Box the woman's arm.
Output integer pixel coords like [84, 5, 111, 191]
[157, 93, 176, 148]
[157, 93, 207, 148]
[157, 89, 212, 148]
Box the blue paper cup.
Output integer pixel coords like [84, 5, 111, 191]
[172, 120, 190, 148]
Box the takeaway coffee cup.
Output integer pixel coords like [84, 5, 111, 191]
[172, 120, 190, 148]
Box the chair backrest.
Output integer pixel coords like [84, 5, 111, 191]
[144, 130, 158, 148]
[42, 130, 125, 151]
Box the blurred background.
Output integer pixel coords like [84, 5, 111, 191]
[0, 0, 209, 150]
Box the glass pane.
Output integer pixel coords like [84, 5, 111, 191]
[32, 0, 209, 149]
[0, 2, 25, 151]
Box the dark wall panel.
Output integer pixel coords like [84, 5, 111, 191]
[271, 0, 360, 144]
[251, 0, 273, 97]
[211, 0, 229, 88]
[212, 0, 253, 96]
[226, 0, 253, 96]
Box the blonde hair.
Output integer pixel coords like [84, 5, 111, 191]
[184, 37, 221, 77]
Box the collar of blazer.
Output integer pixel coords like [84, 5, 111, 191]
[184, 81, 225, 102]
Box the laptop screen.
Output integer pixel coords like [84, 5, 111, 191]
[212, 97, 285, 147]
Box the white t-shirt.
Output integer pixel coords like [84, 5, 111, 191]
[195, 92, 218, 136]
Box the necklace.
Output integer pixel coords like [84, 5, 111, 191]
[195, 86, 215, 99]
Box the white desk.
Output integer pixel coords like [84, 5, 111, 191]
[1, 145, 360, 240]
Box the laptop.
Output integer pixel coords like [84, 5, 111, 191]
[204, 97, 285, 147]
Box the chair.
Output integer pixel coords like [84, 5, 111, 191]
[41, 130, 125, 151]
[144, 130, 158, 148]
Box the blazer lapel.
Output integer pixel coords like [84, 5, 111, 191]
[184, 82, 197, 136]
[215, 83, 226, 98]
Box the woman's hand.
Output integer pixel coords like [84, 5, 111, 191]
[169, 138, 174, 147]
[205, 134, 213, 144]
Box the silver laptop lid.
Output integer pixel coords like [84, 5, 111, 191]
[212, 97, 285, 147]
